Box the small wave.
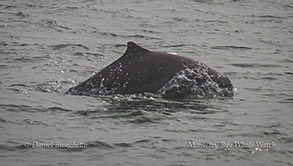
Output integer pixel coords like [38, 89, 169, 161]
[258, 15, 287, 19]
[128, 116, 159, 124]
[95, 31, 119, 37]
[284, 72, 293, 75]
[4, 56, 35, 63]
[0, 144, 24, 152]
[231, 63, 282, 68]
[256, 124, 281, 128]
[8, 84, 29, 87]
[66, 6, 79, 10]
[85, 52, 104, 57]
[277, 137, 293, 144]
[40, 19, 70, 32]
[70, 51, 104, 58]
[113, 139, 153, 148]
[114, 142, 132, 147]
[192, 0, 213, 4]
[128, 34, 145, 38]
[162, 44, 186, 48]
[172, 17, 188, 22]
[211, 45, 252, 50]
[89, 110, 145, 119]
[86, 140, 113, 149]
[86, 93, 219, 124]
[0, 117, 21, 125]
[263, 129, 285, 136]
[141, 29, 160, 34]
[73, 51, 84, 56]
[48, 107, 72, 112]
[261, 76, 277, 80]
[0, 104, 40, 113]
[23, 119, 49, 126]
[15, 11, 28, 17]
[50, 44, 89, 50]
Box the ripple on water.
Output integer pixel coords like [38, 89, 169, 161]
[86, 140, 113, 149]
[50, 44, 89, 50]
[211, 45, 252, 51]
[231, 63, 282, 68]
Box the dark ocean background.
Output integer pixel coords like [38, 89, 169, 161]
[0, 0, 292, 165]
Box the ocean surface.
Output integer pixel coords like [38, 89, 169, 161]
[0, 0, 292, 165]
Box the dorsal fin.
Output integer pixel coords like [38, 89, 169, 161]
[124, 42, 150, 57]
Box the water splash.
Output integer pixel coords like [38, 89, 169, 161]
[158, 63, 233, 98]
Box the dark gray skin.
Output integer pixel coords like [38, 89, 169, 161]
[66, 42, 233, 96]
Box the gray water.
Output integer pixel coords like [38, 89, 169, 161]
[0, 0, 292, 165]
